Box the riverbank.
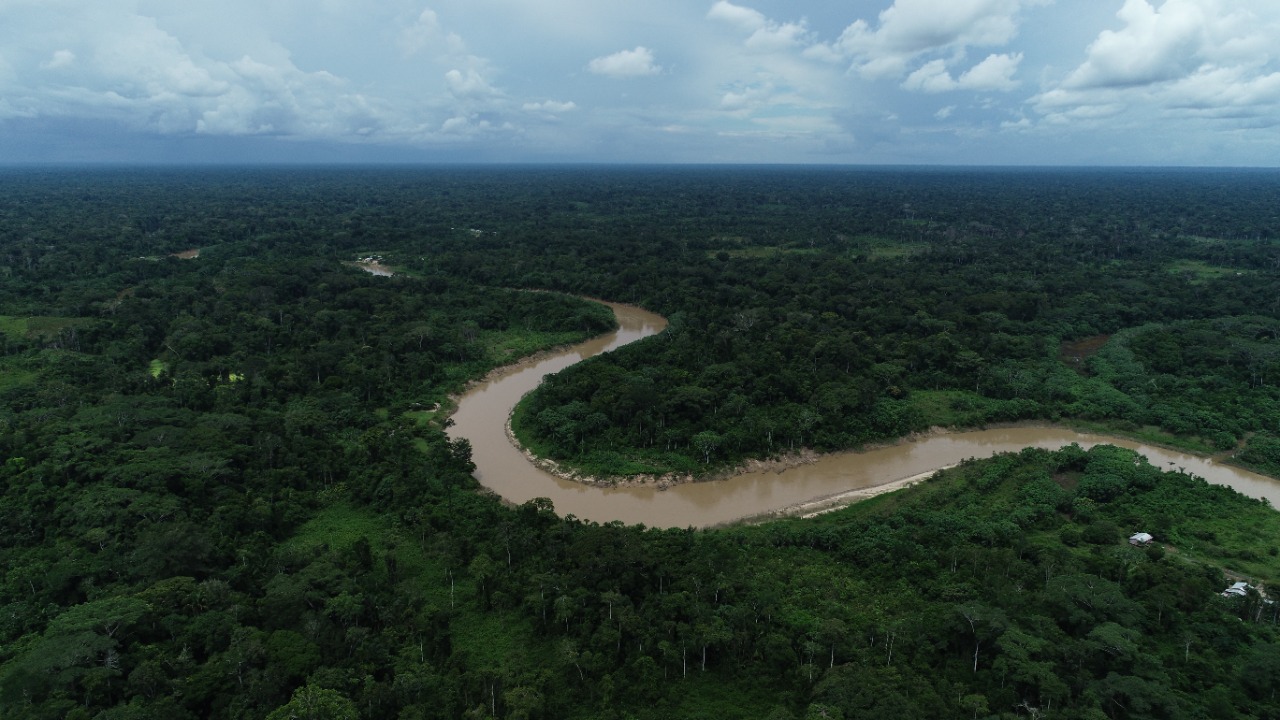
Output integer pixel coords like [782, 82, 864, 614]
[504, 419, 1020, 490]
[734, 465, 957, 524]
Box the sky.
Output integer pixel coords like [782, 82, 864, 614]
[1, 0, 1278, 166]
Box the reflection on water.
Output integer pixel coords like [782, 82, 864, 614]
[448, 302, 1280, 528]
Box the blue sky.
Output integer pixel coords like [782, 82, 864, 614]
[1, 0, 1278, 165]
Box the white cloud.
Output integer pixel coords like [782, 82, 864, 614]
[708, 1, 809, 53]
[195, 55, 384, 137]
[902, 53, 1021, 92]
[935, 104, 955, 119]
[1165, 66, 1280, 115]
[588, 46, 661, 78]
[1062, 0, 1206, 89]
[707, 1, 767, 31]
[399, 9, 442, 56]
[523, 99, 577, 113]
[445, 68, 497, 99]
[41, 49, 76, 69]
[958, 52, 1022, 90]
[746, 22, 808, 53]
[398, 8, 467, 59]
[902, 59, 954, 93]
[827, 0, 1035, 79]
[719, 83, 775, 111]
[440, 115, 472, 133]
[1033, 0, 1280, 128]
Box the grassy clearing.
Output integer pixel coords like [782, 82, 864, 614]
[708, 246, 822, 260]
[850, 234, 926, 259]
[0, 360, 38, 392]
[1173, 511, 1280, 586]
[0, 316, 26, 338]
[905, 390, 993, 427]
[1167, 259, 1248, 282]
[1183, 234, 1272, 247]
[402, 409, 438, 427]
[448, 611, 550, 670]
[1069, 419, 1218, 455]
[282, 503, 390, 555]
[0, 314, 89, 340]
[285, 503, 447, 599]
[480, 329, 586, 365]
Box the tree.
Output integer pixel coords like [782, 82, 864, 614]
[692, 430, 722, 464]
[265, 684, 358, 720]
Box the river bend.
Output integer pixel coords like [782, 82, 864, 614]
[448, 302, 1280, 528]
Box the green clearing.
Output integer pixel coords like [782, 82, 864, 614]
[0, 316, 26, 338]
[0, 359, 38, 392]
[709, 246, 822, 259]
[1167, 259, 1249, 282]
[0, 314, 88, 340]
[480, 329, 587, 365]
[1183, 234, 1272, 246]
[283, 503, 440, 592]
[1070, 419, 1219, 455]
[850, 234, 926, 259]
[448, 611, 550, 670]
[904, 389, 993, 427]
[282, 503, 390, 555]
[402, 409, 438, 427]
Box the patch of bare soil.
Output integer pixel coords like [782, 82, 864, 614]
[1059, 334, 1110, 374]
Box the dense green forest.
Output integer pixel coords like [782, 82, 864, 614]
[1, 166, 1279, 719]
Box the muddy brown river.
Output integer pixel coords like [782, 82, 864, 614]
[448, 302, 1280, 528]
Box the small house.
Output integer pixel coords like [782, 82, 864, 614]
[1223, 582, 1250, 598]
[1129, 532, 1154, 546]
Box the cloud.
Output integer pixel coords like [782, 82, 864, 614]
[708, 1, 809, 53]
[902, 53, 1021, 92]
[523, 99, 577, 113]
[1164, 66, 1280, 115]
[588, 46, 661, 78]
[195, 56, 384, 138]
[707, 1, 766, 31]
[2, 0, 1278, 164]
[445, 68, 498, 100]
[41, 50, 76, 70]
[719, 83, 775, 111]
[1062, 0, 1206, 89]
[398, 8, 467, 59]
[1033, 0, 1280, 126]
[0, 6, 406, 139]
[826, 0, 1035, 79]
[961, 52, 1022, 90]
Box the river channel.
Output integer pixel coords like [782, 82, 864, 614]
[448, 301, 1280, 528]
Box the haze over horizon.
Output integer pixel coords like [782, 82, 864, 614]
[2, 0, 1278, 166]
